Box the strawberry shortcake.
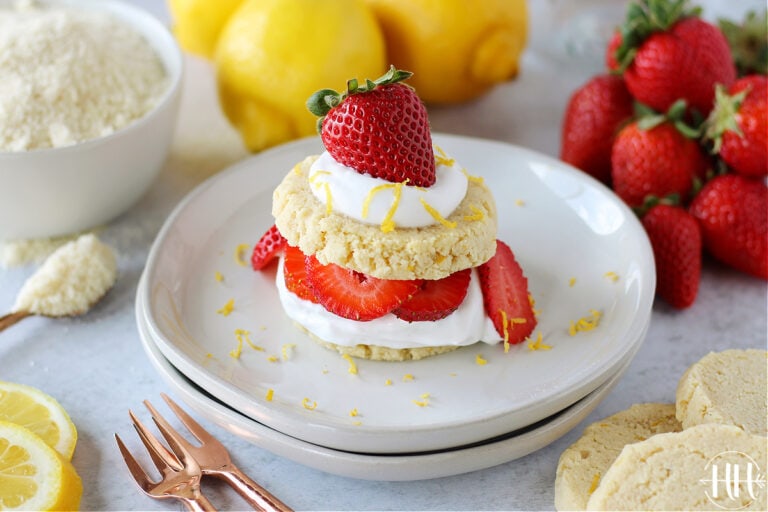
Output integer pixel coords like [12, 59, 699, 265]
[251, 67, 536, 361]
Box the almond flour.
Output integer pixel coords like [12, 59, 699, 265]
[0, 1, 168, 151]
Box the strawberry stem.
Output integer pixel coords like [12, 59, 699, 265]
[306, 66, 414, 132]
[614, 0, 701, 72]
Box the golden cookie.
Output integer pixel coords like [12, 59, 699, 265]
[555, 403, 682, 511]
[676, 349, 767, 435]
[273, 156, 497, 280]
[586, 424, 768, 511]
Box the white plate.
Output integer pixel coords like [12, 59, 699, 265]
[140, 134, 654, 454]
[136, 281, 637, 481]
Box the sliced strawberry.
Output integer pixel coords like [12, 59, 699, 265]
[305, 255, 422, 321]
[393, 269, 471, 322]
[478, 240, 536, 345]
[251, 224, 286, 270]
[283, 245, 318, 303]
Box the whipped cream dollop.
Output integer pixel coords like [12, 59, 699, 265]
[308, 148, 468, 229]
[276, 257, 500, 349]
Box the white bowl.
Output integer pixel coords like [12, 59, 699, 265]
[0, 0, 183, 240]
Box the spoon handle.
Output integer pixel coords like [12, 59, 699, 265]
[0, 311, 32, 332]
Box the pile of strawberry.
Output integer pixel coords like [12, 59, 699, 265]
[560, 0, 767, 309]
[252, 232, 536, 345]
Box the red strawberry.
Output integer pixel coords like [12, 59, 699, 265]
[689, 174, 768, 279]
[251, 224, 286, 270]
[305, 255, 423, 321]
[611, 1, 736, 116]
[393, 269, 471, 322]
[611, 120, 707, 208]
[477, 240, 536, 345]
[704, 75, 767, 178]
[283, 245, 318, 303]
[641, 204, 701, 308]
[605, 30, 622, 72]
[560, 74, 635, 184]
[306, 67, 435, 187]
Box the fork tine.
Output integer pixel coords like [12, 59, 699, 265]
[115, 433, 153, 492]
[144, 398, 198, 455]
[160, 393, 215, 443]
[129, 409, 182, 472]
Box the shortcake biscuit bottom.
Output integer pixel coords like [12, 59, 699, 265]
[273, 156, 498, 280]
[293, 321, 460, 361]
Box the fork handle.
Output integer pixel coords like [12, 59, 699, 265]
[219, 465, 292, 512]
[183, 494, 218, 512]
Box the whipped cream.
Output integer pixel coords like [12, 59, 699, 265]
[308, 149, 468, 229]
[276, 257, 500, 349]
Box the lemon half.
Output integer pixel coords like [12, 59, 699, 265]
[0, 421, 82, 511]
[0, 382, 77, 461]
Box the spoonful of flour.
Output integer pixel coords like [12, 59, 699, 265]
[0, 233, 117, 331]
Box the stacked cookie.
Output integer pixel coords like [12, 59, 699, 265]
[555, 348, 768, 511]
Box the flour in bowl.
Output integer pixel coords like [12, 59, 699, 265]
[0, 1, 168, 151]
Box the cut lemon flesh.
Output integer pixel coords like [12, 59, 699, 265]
[0, 382, 77, 461]
[0, 421, 82, 511]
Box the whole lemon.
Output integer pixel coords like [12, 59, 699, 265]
[364, 0, 528, 104]
[215, 0, 386, 152]
[167, 0, 245, 58]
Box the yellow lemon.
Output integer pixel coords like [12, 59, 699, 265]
[167, 0, 245, 58]
[364, 0, 528, 104]
[0, 421, 82, 511]
[0, 382, 77, 461]
[215, 0, 386, 152]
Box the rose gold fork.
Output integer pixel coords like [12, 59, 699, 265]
[115, 409, 216, 511]
[142, 393, 292, 512]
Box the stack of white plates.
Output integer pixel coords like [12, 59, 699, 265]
[135, 135, 655, 481]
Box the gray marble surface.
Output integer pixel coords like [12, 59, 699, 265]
[1, 1, 766, 510]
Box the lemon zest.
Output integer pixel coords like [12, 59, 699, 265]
[463, 205, 485, 222]
[309, 170, 331, 183]
[412, 398, 429, 407]
[569, 277, 576, 287]
[361, 182, 405, 232]
[461, 168, 484, 184]
[604, 271, 620, 282]
[475, 354, 488, 365]
[217, 298, 235, 316]
[384, 378, 393, 386]
[214, 271, 224, 283]
[434, 145, 455, 167]
[402, 373, 414, 382]
[362, 183, 396, 218]
[267, 355, 279, 363]
[341, 353, 359, 375]
[350, 408, 359, 417]
[322, 182, 333, 215]
[234, 244, 250, 266]
[352, 421, 363, 426]
[302, 398, 317, 410]
[500, 309, 510, 353]
[281, 343, 296, 360]
[568, 309, 602, 336]
[419, 197, 457, 229]
[527, 332, 551, 351]
[588, 473, 601, 494]
[265, 388, 274, 402]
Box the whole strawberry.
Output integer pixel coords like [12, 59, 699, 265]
[307, 66, 436, 187]
[611, 118, 707, 208]
[704, 75, 767, 178]
[689, 174, 768, 279]
[611, 0, 736, 116]
[560, 74, 635, 183]
[641, 204, 701, 308]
